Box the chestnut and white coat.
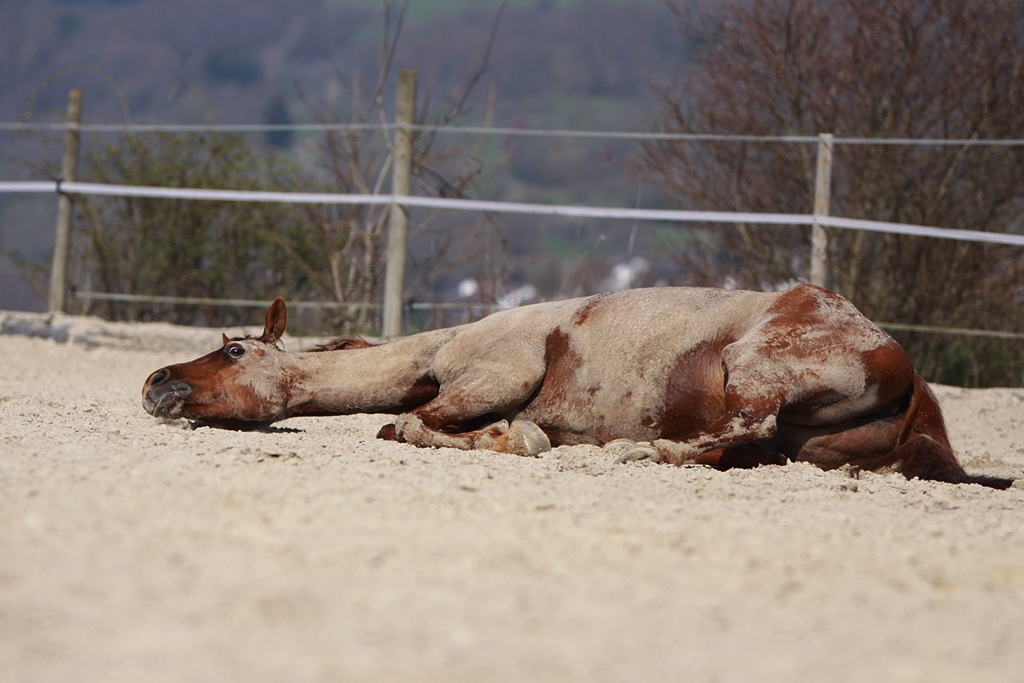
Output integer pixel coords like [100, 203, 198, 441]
[142, 285, 1012, 488]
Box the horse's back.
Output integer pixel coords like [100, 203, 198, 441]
[438, 287, 773, 380]
[507, 285, 904, 445]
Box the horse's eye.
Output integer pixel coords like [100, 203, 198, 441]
[226, 344, 246, 359]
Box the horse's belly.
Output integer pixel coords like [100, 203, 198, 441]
[516, 342, 729, 446]
[517, 382, 663, 446]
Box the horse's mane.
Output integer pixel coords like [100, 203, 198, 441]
[223, 334, 374, 352]
[310, 335, 376, 352]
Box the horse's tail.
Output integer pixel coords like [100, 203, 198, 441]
[890, 374, 1013, 489]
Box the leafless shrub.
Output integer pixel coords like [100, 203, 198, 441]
[294, 0, 511, 333]
[635, 0, 1024, 386]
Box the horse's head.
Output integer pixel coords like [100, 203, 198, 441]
[142, 297, 292, 430]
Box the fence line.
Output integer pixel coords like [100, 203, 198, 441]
[3, 180, 1022, 339]
[4, 120, 1024, 146]
[2, 179, 1023, 248]
[4, 111, 1024, 340]
[876, 322, 1024, 341]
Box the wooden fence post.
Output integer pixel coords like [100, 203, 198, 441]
[48, 88, 83, 313]
[382, 69, 417, 338]
[810, 132, 833, 288]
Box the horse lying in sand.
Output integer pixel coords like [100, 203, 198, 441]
[142, 285, 1013, 489]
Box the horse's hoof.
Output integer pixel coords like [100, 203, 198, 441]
[506, 420, 551, 457]
[616, 443, 658, 463]
[602, 438, 636, 454]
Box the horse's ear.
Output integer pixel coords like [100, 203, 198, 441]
[221, 333, 230, 347]
[260, 296, 287, 344]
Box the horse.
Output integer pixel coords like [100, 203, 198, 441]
[142, 285, 1013, 489]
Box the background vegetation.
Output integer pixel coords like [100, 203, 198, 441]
[74, 132, 315, 327]
[635, 0, 1024, 386]
[0, 0, 682, 327]
[2, 0, 1024, 385]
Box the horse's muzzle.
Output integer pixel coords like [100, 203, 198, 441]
[143, 367, 192, 418]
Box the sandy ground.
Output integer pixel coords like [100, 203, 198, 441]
[2, 313, 1024, 683]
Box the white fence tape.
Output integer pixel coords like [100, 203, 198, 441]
[0, 181, 61, 193]
[2, 180, 1023, 247]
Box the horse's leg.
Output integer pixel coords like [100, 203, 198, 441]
[381, 414, 550, 456]
[378, 369, 552, 456]
[779, 414, 906, 471]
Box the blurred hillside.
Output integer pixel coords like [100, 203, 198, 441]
[0, 0, 683, 130]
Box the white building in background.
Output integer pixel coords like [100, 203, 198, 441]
[598, 257, 650, 292]
[496, 284, 539, 310]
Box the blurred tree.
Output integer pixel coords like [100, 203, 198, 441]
[263, 94, 294, 149]
[203, 48, 263, 85]
[295, 0, 510, 334]
[636, 0, 1024, 386]
[73, 132, 323, 328]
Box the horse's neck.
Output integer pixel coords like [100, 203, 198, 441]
[283, 328, 457, 416]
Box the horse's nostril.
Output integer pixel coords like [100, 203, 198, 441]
[149, 368, 170, 386]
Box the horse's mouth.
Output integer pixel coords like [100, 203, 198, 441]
[143, 383, 192, 419]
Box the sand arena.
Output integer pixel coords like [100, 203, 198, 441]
[2, 311, 1023, 682]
